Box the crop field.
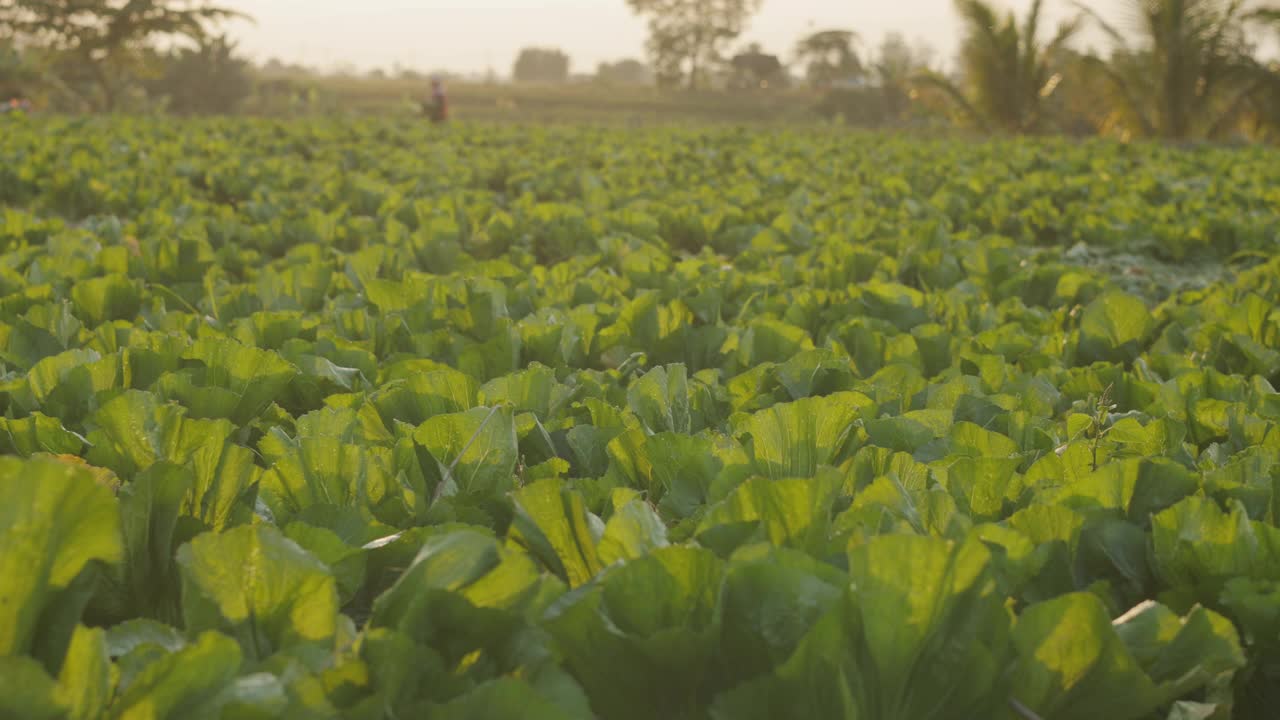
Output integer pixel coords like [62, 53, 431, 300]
[3, 117, 1280, 719]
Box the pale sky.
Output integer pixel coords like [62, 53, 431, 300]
[220, 0, 1118, 76]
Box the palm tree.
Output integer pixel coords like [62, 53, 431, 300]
[917, 0, 1081, 133]
[1075, 0, 1278, 140]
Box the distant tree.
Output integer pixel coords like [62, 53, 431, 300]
[625, 0, 763, 89]
[874, 33, 933, 85]
[0, 0, 244, 111]
[260, 58, 293, 76]
[1076, 0, 1279, 140]
[596, 58, 651, 86]
[512, 47, 571, 84]
[795, 29, 862, 89]
[426, 69, 459, 82]
[0, 39, 38, 99]
[873, 33, 935, 121]
[728, 43, 787, 89]
[1241, 14, 1280, 142]
[144, 34, 251, 114]
[917, 0, 1081, 133]
[391, 63, 420, 81]
[329, 62, 359, 78]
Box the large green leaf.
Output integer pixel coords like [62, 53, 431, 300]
[595, 291, 691, 364]
[109, 463, 193, 624]
[108, 631, 241, 720]
[732, 391, 871, 480]
[0, 655, 66, 720]
[1009, 594, 1244, 720]
[858, 280, 930, 332]
[176, 524, 339, 660]
[507, 479, 606, 587]
[0, 457, 122, 657]
[1151, 497, 1280, 603]
[10, 348, 122, 423]
[82, 389, 259, 536]
[259, 438, 411, 525]
[71, 274, 142, 327]
[370, 528, 547, 660]
[479, 363, 573, 420]
[696, 474, 840, 557]
[413, 406, 519, 499]
[597, 491, 669, 566]
[604, 429, 726, 521]
[2, 300, 82, 370]
[181, 437, 260, 533]
[735, 318, 814, 366]
[56, 625, 112, 720]
[544, 546, 724, 720]
[708, 610, 856, 720]
[846, 534, 1013, 718]
[935, 456, 1022, 521]
[626, 364, 692, 435]
[712, 534, 1013, 720]
[282, 520, 370, 606]
[772, 348, 858, 400]
[1077, 292, 1155, 365]
[0, 412, 86, 457]
[84, 390, 236, 477]
[156, 337, 299, 424]
[717, 545, 844, 684]
[864, 410, 950, 454]
[369, 365, 479, 428]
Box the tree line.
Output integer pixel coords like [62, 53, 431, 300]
[3, 0, 1280, 141]
[619, 0, 1280, 141]
[0, 1, 250, 114]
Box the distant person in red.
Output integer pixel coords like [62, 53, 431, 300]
[424, 77, 448, 124]
[1, 97, 31, 114]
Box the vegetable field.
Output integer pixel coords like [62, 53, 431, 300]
[3, 117, 1280, 719]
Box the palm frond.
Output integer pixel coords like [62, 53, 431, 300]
[1023, 0, 1045, 58]
[1246, 8, 1280, 26]
[1078, 53, 1155, 137]
[913, 70, 990, 132]
[1048, 15, 1084, 53]
[1070, 0, 1131, 51]
[1204, 60, 1275, 138]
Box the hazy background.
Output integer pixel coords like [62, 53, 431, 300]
[219, 0, 1113, 75]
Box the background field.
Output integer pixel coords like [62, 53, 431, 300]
[2, 117, 1280, 718]
[248, 73, 865, 126]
